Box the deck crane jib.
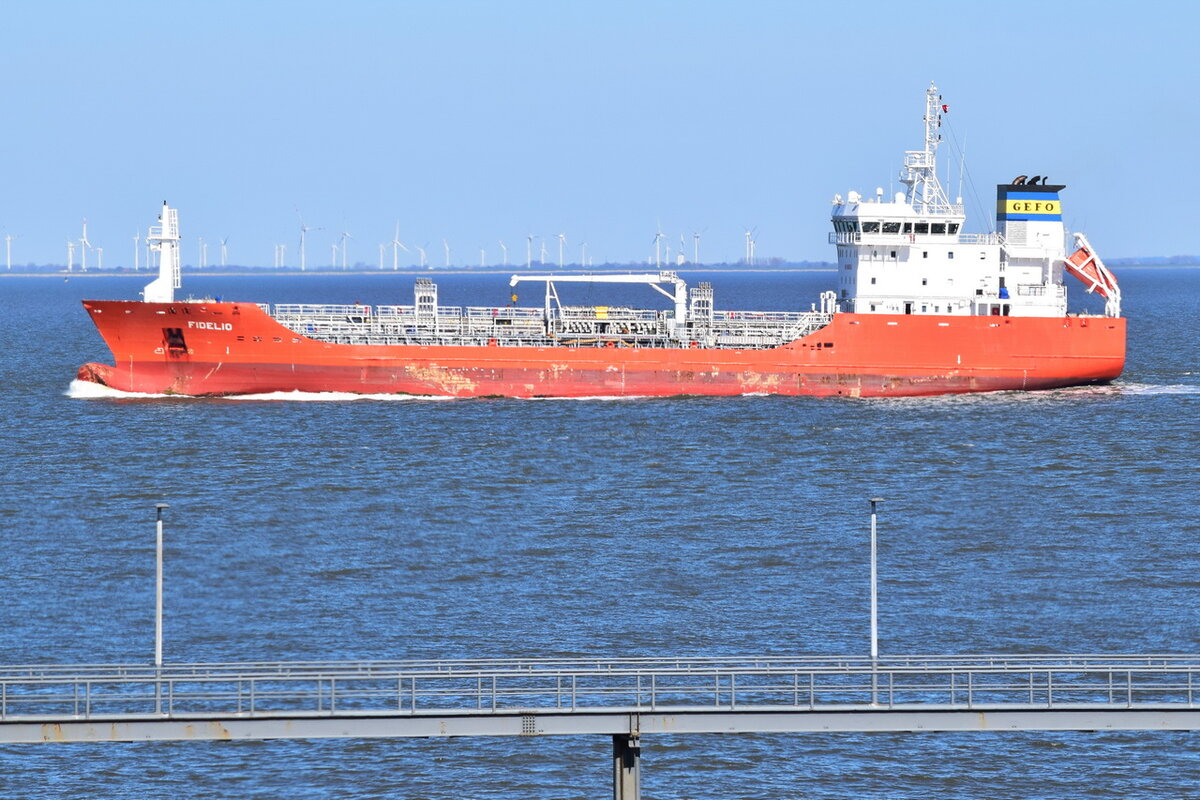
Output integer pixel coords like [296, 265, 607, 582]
[509, 271, 690, 339]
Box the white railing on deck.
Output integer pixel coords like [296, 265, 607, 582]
[829, 232, 1002, 246]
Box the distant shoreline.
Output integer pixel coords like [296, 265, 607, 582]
[1, 267, 842, 278]
[1, 262, 1195, 278]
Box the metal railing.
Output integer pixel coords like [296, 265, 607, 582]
[263, 303, 835, 350]
[828, 232, 1002, 246]
[2, 655, 1196, 721]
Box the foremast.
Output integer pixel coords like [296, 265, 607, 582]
[142, 202, 181, 303]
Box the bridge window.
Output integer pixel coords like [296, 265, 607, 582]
[870, 277, 876, 284]
[922, 251, 928, 259]
[948, 251, 955, 259]
[890, 250, 897, 258]
[902, 223, 913, 234]
[862, 221, 880, 233]
[931, 223, 946, 234]
[949, 223, 960, 234]
[914, 223, 929, 234]
[883, 222, 901, 233]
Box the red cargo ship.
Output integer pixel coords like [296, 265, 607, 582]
[76, 85, 1124, 399]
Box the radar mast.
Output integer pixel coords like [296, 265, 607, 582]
[900, 83, 954, 215]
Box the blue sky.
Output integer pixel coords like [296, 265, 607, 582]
[1, 0, 1195, 267]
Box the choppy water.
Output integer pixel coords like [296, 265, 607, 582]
[1, 269, 1198, 798]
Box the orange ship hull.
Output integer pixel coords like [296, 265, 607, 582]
[76, 300, 1126, 398]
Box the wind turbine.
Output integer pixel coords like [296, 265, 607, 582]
[278, 243, 287, 267]
[744, 229, 754, 266]
[298, 215, 321, 272]
[133, 232, 141, 270]
[556, 233, 565, 268]
[296, 211, 324, 273]
[579, 241, 587, 267]
[498, 240, 508, 266]
[220, 236, 229, 267]
[391, 222, 409, 270]
[693, 232, 701, 266]
[96, 246, 103, 269]
[443, 239, 451, 268]
[480, 248, 486, 268]
[526, 234, 534, 269]
[331, 242, 338, 268]
[379, 243, 386, 270]
[198, 237, 205, 269]
[415, 244, 427, 268]
[66, 240, 75, 272]
[4, 234, 13, 270]
[80, 219, 91, 272]
[539, 240, 548, 265]
[339, 230, 352, 269]
[652, 226, 665, 269]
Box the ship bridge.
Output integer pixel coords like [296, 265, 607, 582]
[825, 83, 1120, 320]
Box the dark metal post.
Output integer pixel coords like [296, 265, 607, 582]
[613, 734, 641, 800]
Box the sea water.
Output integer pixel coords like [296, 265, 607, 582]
[0, 269, 1197, 798]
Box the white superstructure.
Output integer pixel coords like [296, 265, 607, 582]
[829, 83, 1098, 319]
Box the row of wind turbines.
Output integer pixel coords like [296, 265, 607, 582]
[23, 216, 764, 271]
[273, 216, 765, 271]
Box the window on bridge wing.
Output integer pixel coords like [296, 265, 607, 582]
[882, 222, 901, 233]
[948, 223, 960, 234]
[931, 223, 946, 234]
[862, 221, 880, 233]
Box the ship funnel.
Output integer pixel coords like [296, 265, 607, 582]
[995, 181, 1066, 254]
[143, 202, 182, 303]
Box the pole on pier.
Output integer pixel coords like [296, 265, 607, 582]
[154, 503, 169, 669]
[869, 498, 883, 706]
[613, 734, 641, 800]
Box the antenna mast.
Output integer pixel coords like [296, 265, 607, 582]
[900, 83, 954, 214]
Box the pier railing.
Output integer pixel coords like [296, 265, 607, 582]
[3, 655, 1197, 721]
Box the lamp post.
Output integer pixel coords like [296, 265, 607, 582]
[154, 503, 169, 669]
[869, 497, 883, 705]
